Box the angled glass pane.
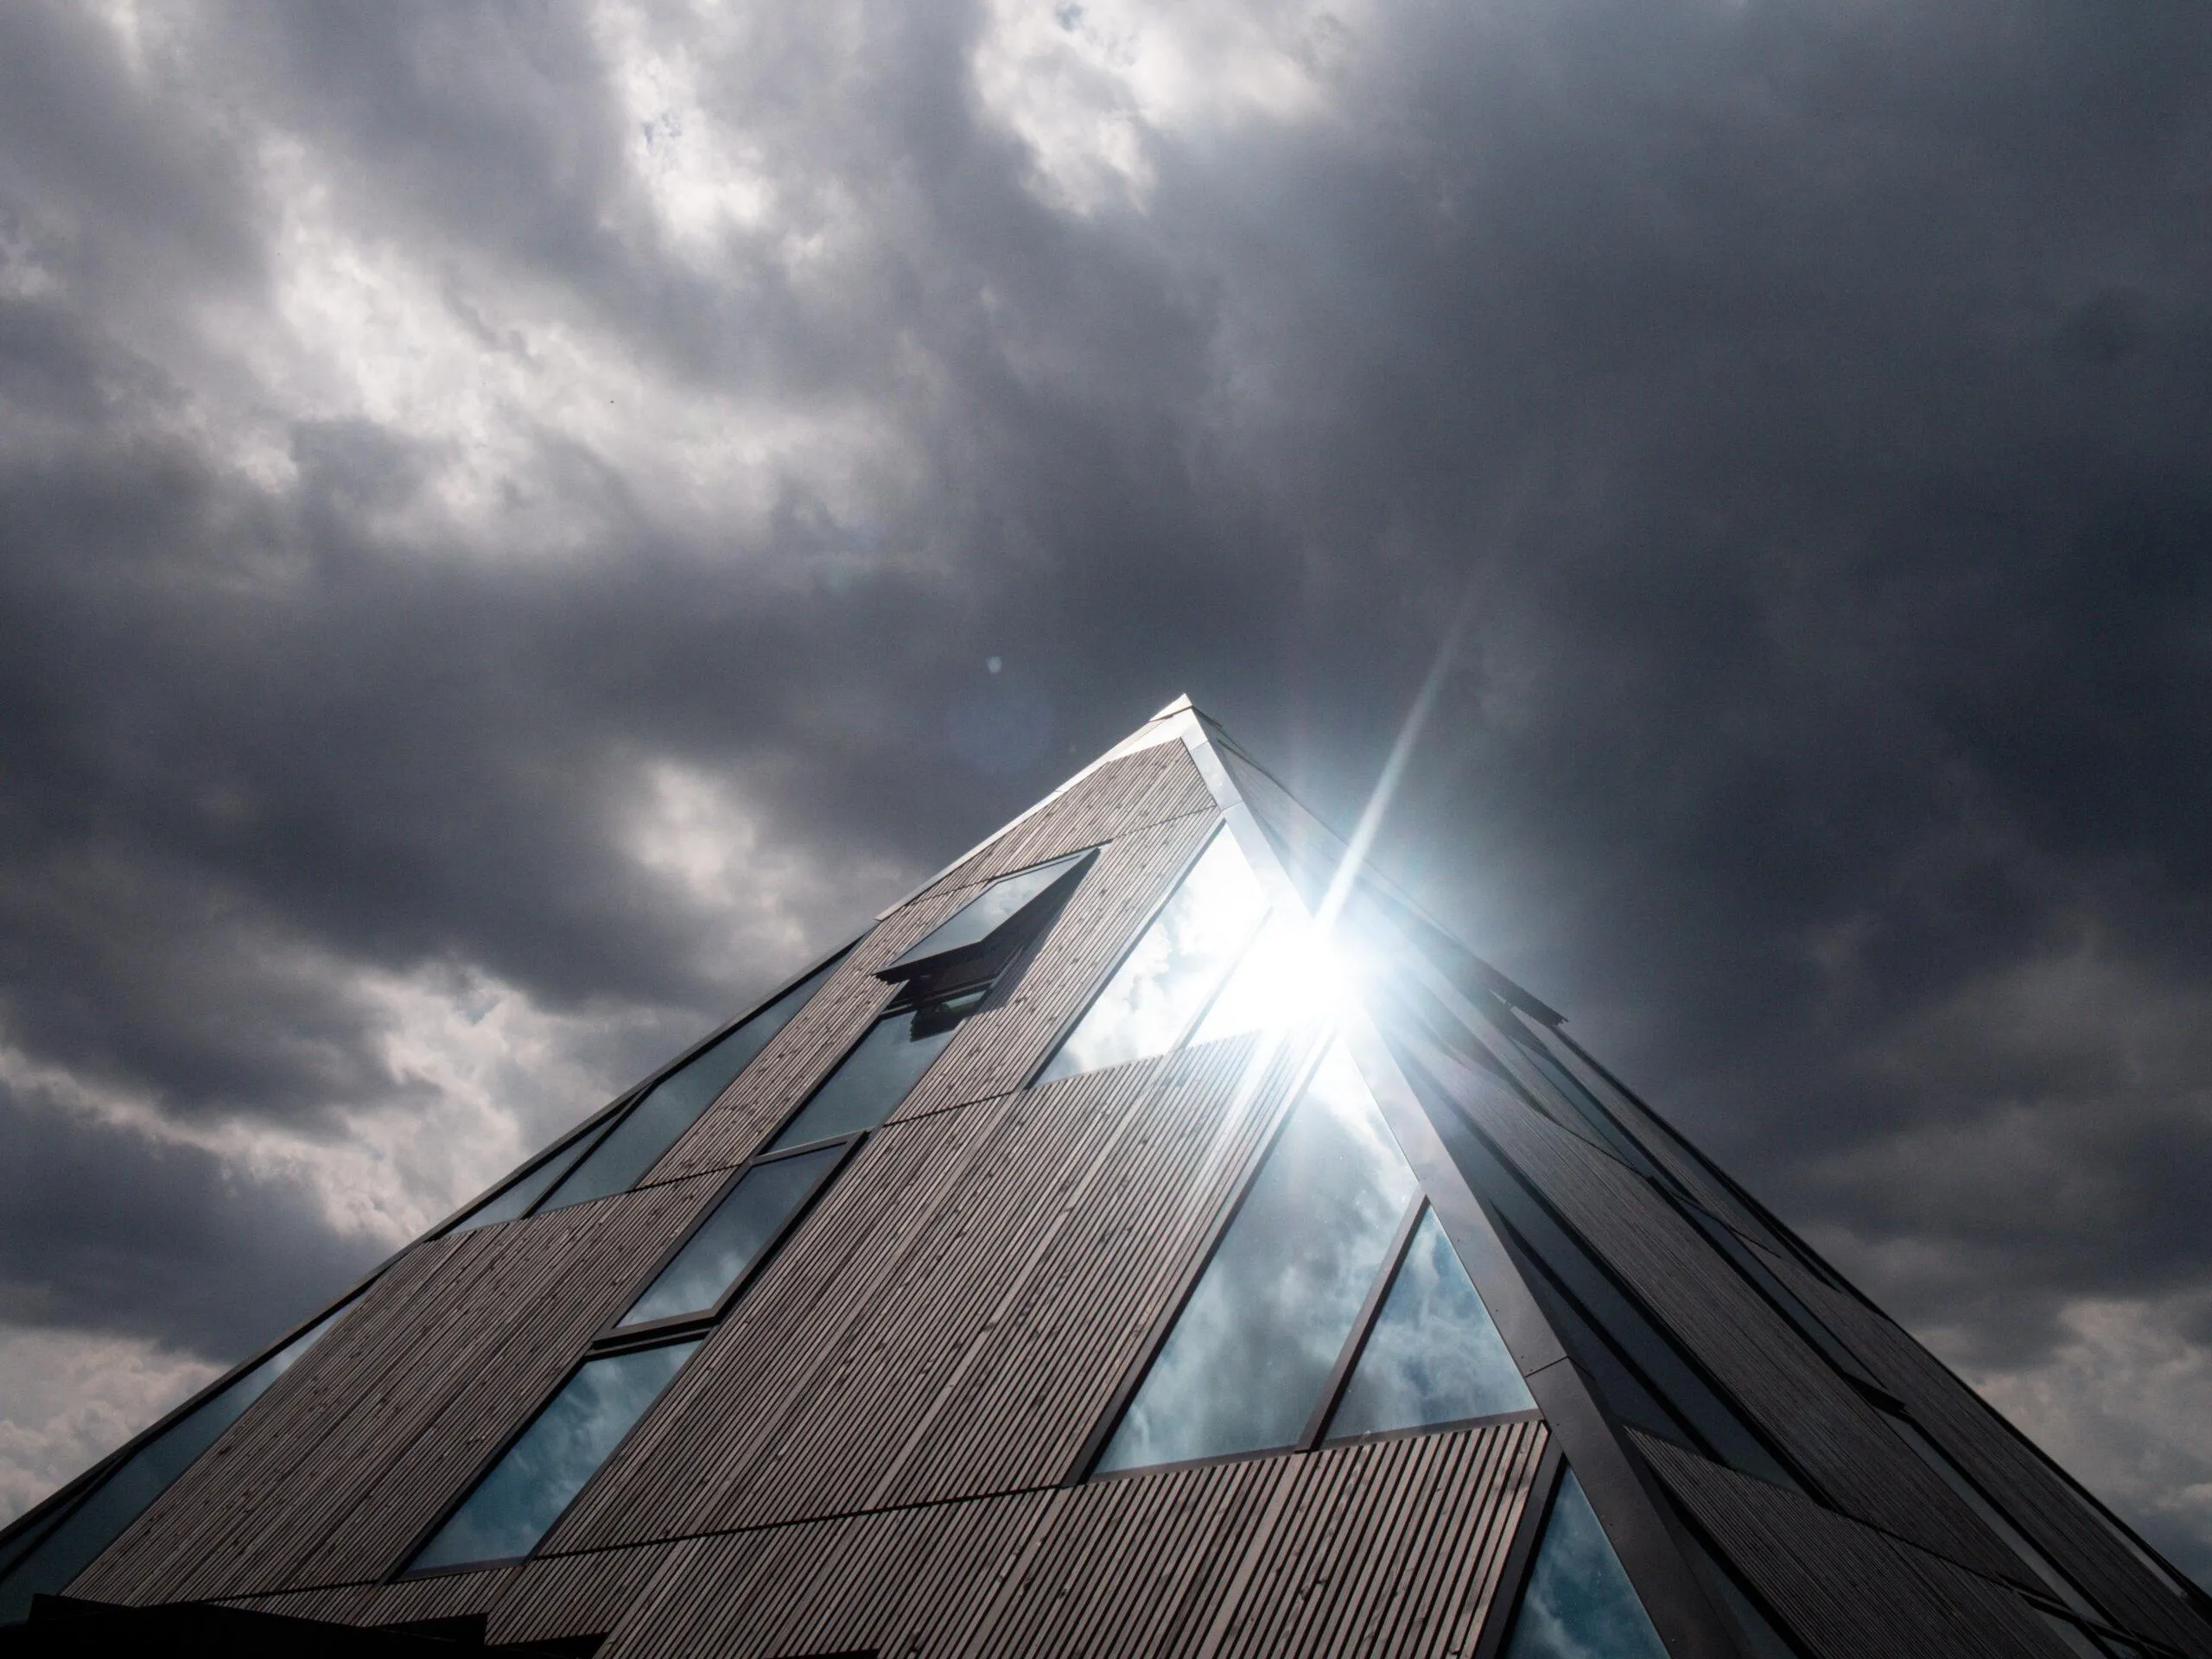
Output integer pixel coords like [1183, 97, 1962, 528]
[1502, 1468, 1669, 1659]
[767, 989, 982, 1154]
[1096, 1043, 1417, 1471]
[539, 956, 842, 1212]
[1325, 1208, 1533, 1439]
[1038, 829, 1268, 1083]
[616, 1145, 842, 1328]
[0, 1302, 346, 1623]
[887, 851, 1090, 969]
[406, 1340, 697, 1573]
[449, 1133, 599, 1233]
[1187, 907, 1334, 1048]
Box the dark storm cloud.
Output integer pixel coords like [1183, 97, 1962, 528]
[2, 0, 2209, 1573]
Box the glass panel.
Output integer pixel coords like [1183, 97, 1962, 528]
[1096, 1043, 1417, 1471]
[539, 957, 841, 1211]
[1502, 1468, 1670, 1659]
[0, 1303, 347, 1623]
[1038, 829, 1268, 1083]
[887, 852, 1090, 969]
[448, 1135, 599, 1233]
[617, 1146, 843, 1327]
[405, 1341, 697, 1573]
[1325, 1208, 1533, 1439]
[767, 989, 982, 1153]
[1187, 909, 1333, 1047]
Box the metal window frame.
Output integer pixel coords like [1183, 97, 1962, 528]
[385, 1331, 706, 1583]
[594, 1133, 866, 1347]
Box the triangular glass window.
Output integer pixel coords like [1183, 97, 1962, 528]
[1095, 1043, 1417, 1471]
[880, 849, 1093, 996]
[1325, 1207, 1533, 1440]
[405, 1339, 698, 1573]
[1038, 828, 1268, 1083]
[1501, 1467, 1669, 1659]
[614, 1143, 843, 1331]
[766, 988, 983, 1153]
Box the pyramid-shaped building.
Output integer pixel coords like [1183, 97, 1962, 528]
[3, 700, 2207, 1658]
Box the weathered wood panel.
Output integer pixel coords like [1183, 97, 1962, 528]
[485, 1543, 675, 1648]
[601, 1491, 1049, 1659]
[68, 1228, 506, 1602]
[1207, 1421, 1546, 1659]
[890, 809, 1221, 1122]
[353, 1565, 515, 1628]
[639, 898, 950, 1185]
[559, 1036, 1303, 1547]
[270, 1173, 728, 1593]
[915, 741, 1217, 905]
[1640, 1433, 2076, 1659]
[219, 1583, 376, 1624]
[545, 1083, 1039, 1551]
[74, 1174, 724, 1605]
[587, 1421, 1541, 1659]
[1767, 1246, 2212, 1659]
[1448, 1072, 2025, 1584]
[872, 1037, 1304, 1510]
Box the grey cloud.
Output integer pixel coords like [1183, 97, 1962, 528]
[1, 0, 2209, 1575]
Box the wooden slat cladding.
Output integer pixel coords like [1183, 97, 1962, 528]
[1459, 1088, 2027, 1584]
[270, 1173, 727, 1594]
[1519, 1021, 1786, 1246]
[1762, 1246, 2212, 1659]
[702, 1037, 1294, 1533]
[890, 810, 1221, 1122]
[914, 741, 1217, 906]
[641, 747, 1214, 1189]
[68, 1229, 495, 1603]
[547, 1081, 1053, 1552]
[591, 1421, 1542, 1659]
[77, 1174, 726, 1606]
[1205, 1421, 1547, 1659]
[220, 1583, 376, 1624]
[560, 1037, 1303, 1548]
[870, 1037, 1303, 1510]
[484, 1543, 674, 1648]
[1639, 1433, 2076, 1659]
[600, 1491, 1051, 1659]
[354, 1565, 516, 1628]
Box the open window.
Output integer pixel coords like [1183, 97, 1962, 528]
[1038, 828, 1274, 1084]
[880, 849, 1095, 1007]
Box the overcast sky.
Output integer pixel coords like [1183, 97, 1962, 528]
[2, 0, 2209, 1584]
